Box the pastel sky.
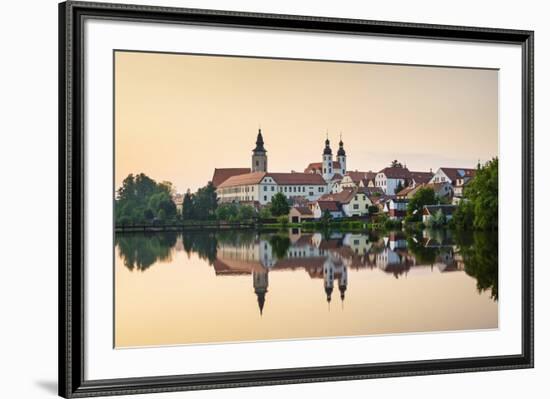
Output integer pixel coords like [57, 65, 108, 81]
[115, 51, 498, 193]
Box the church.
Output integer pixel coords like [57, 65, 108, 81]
[212, 129, 348, 205]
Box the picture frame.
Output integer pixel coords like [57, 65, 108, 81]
[59, 1, 534, 397]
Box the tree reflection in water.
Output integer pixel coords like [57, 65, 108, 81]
[116, 228, 498, 302]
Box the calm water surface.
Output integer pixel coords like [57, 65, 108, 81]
[115, 229, 498, 347]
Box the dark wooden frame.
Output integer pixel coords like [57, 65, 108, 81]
[59, 1, 534, 397]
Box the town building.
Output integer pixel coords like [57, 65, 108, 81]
[375, 166, 412, 195]
[316, 188, 372, 217]
[396, 181, 453, 200]
[429, 167, 476, 200]
[288, 206, 315, 224]
[304, 136, 347, 183]
[383, 198, 409, 220]
[215, 130, 361, 205]
[313, 201, 344, 219]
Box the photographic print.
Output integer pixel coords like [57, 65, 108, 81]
[114, 51, 498, 348]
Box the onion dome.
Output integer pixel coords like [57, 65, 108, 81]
[323, 138, 332, 155]
[337, 139, 346, 156]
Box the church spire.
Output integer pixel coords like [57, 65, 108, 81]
[337, 133, 346, 156]
[253, 128, 266, 153]
[252, 128, 267, 172]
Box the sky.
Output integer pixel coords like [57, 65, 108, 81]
[115, 51, 498, 193]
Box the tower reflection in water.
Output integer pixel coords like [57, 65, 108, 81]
[116, 227, 497, 316]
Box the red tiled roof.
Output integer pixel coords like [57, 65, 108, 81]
[345, 171, 374, 183]
[439, 167, 476, 181]
[217, 172, 266, 188]
[212, 168, 250, 187]
[378, 166, 412, 179]
[291, 206, 313, 216]
[269, 172, 326, 185]
[217, 171, 326, 188]
[304, 161, 341, 174]
[319, 188, 356, 204]
[317, 201, 341, 211]
[410, 171, 434, 185]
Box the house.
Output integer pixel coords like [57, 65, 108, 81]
[217, 172, 328, 205]
[422, 205, 457, 223]
[313, 201, 344, 219]
[383, 198, 409, 220]
[340, 171, 376, 190]
[317, 188, 372, 217]
[375, 166, 412, 195]
[396, 182, 453, 200]
[409, 171, 434, 187]
[429, 167, 476, 193]
[288, 206, 315, 223]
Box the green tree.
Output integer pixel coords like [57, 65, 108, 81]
[368, 205, 379, 215]
[193, 182, 218, 220]
[115, 173, 177, 225]
[259, 206, 272, 219]
[321, 209, 333, 226]
[182, 190, 195, 220]
[270, 192, 290, 216]
[238, 205, 256, 220]
[215, 203, 238, 221]
[406, 187, 437, 222]
[465, 158, 498, 230]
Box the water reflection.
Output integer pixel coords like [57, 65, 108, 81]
[115, 228, 498, 317]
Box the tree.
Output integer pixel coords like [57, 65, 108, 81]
[182, 190, 195, 220]
[368, 205, 379, 215]
[193, 182, 218, 220]
[465, 158, 498, 230]
[406, 187, 437, 222]
[238, 205, 256, 221]
[321, 209, 333, 225]
[452, 158, 498, 231]
[390, 160, 403, 168]
[270, 192, 290, 216]
[115, 173, 177, 225]
[395, 180, 404, 194]
[215, 203, 238, 221]
[259, 206, 272, 219]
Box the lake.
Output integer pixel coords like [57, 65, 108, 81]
[115, 228, 498, 348]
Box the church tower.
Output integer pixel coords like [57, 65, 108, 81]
[337, 135, 346, 175]
[252, 128, 267, 173]
[322, 136, 333, 181]
[253, 270, 269, 315]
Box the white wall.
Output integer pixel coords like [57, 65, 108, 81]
[0, 0, 547, 398]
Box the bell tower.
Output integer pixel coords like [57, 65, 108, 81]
[337, 134, 346, 175]
[322, 135, 333, 181]
[252, 128, 267, 173]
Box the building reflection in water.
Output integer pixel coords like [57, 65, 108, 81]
[210, 228, 469, 315]
[116, 228, 497, 316]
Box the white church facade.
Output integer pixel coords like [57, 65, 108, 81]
[214, 130, 350, 205]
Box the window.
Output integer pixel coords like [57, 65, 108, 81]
[329, 168, 332, 174]
[309, 192, 314, 196]
[293, 187, 297, 192]
[271, 186, 274, 191]
[263, 186, 267, 191]
[323, 168, 326, 174]
[353, 204, 359, 209]
[318, 187, 323, 192]
[264, 196, 267, 201]
[256, 160, 259, 166]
